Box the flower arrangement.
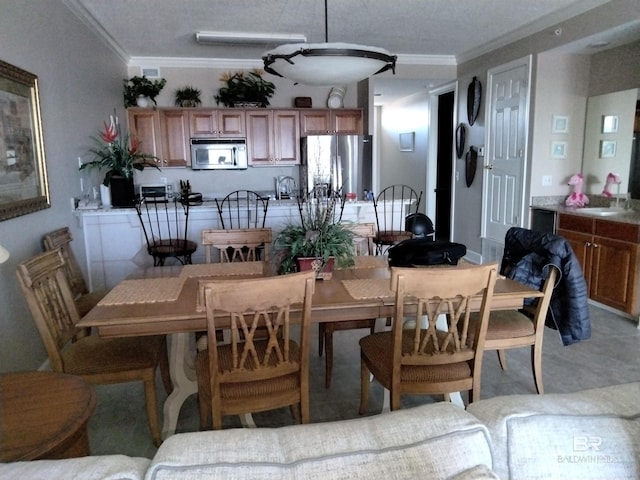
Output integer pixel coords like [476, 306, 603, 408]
[123, 75, 167, 107]
[214, 69, 276, 108]
[274, 191, 355, 275]
[79, 115, 160, 186]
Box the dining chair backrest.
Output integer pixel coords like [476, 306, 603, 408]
[135, 193, 198, 266]
[348, 222, 376, 256]
[215, 190, 269, 229]
[373, 184, 422, 254]
[16, 249, 79, 372]
[297, 187, 345, 227]
[42, 227, 88, 299]
[201, 228, 272, 264]
[198, 270, 316, 428]
[390, 263, 497, 384]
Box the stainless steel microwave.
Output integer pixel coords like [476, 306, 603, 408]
[190, 138, 248, 170]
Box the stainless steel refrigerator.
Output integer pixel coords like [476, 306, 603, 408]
[300, 135, 372, 199]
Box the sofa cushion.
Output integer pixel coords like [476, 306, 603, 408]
[467, 382, 640, 480]
[0, 454, 149, 480]
[146, 402, 494, 480]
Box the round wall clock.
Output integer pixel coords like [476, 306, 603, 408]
[467, 76, 482, 126]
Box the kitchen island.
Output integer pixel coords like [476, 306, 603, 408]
[75, 199, 379, 292]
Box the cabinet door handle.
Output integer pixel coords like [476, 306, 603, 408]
[585, 242, 591, 247]
[592, 243, 599, 248]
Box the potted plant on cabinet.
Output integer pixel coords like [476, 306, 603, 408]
[214, 69, 276, 108]
[123, 75, 167, 108]
[79, 116, 160, 207]
[273, 192, 355, 279]
[174, 86, 202, 107]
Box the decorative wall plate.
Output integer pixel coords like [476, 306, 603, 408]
[467, 76, 482, 126]
[465, 146, 478, 188]
[455, 123, 466, 159]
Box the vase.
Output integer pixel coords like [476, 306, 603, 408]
[136, 95, 152, 108]
[99, 184, 111, 207]
[109, 176, 135, 208]
[295, 256, 335, 280]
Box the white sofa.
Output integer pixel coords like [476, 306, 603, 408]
[1, 382, 639, 480]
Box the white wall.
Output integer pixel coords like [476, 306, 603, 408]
[0, 1, 126, 372]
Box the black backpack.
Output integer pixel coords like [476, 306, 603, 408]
[388, 238, 466, 267]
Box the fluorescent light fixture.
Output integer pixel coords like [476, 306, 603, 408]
[196, 31, 307, 45]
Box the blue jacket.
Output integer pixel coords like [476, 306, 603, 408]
[500, 227, 591, 346]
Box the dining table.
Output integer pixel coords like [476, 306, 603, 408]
[78, 259, 543, 439]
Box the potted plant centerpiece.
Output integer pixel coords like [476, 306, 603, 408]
[123, 75, 167, 108]
[214, 69, 276, 108]
[174, 86, 202, 107]
[79, 116, 160, 207]
[274, 192, 355, 279]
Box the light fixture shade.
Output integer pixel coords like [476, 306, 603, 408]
[0, 244, 9, 264]
[262, 42, 396, 86]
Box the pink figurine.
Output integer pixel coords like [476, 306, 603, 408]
[601, 172, 621, 198]
[565, 173, 590, 208]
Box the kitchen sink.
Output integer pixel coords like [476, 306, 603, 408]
[577, 207, 629, 216]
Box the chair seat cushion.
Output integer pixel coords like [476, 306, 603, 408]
[469, 310, 534, 341]
[196, 339, 301, 400]
[150, 239, 197, 257]
[360, 331, 471, 386]
[62, 335, 165, 376]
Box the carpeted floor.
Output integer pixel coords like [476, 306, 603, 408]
[88, 303, 640, 459]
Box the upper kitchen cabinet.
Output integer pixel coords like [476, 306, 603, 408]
[189, 109, 245, 138]
[300, 109, 363, 135]
[246, 110, 300, 166]
[127, 108, 162, 161]
[159, 109, 190, 167]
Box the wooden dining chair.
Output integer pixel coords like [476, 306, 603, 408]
[201, 228, 272, 264]
[16, 249, 172, 447]
[373, 184, 422, 255]
[359, 263, 498, 413]
[215, 190, 269, 229]
[319, 222, 380, 388]
[194, 270, 316, 430]
[42, 226, 108, 317]
[471, 265, 558, 394]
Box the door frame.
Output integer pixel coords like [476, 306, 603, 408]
[481, 55, 532, 241]
[428, 81, 458, 241]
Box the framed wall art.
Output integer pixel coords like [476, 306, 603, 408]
[552, 115, 569, 133]
[601, 115, 618, 133]
[399, 132, 415, 152]
[600, 140, 617, 158]
[551, 141, 567, 159]
[0, 59, 49, 222]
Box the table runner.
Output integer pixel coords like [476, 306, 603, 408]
[97, 278, 185, 305]
[341, 278, 393, 300]
[180, 262, 264, 278]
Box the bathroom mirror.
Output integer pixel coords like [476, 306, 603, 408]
[582, 88, 639, 197]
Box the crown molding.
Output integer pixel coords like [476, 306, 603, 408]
[128, 54, 456, 70]
[456, 0, 611, 64]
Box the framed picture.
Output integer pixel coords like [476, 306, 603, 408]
[552, 115, 569, 133]
[602, 115, 618, 133]
[551, 141, 567, 159]
[0, 59, 49, 222]
[399, 132, 415, 152]
[600, 140, 617, 158]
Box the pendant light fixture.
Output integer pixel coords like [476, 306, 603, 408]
[262, 0, 396, 86]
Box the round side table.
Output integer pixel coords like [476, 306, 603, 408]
[0, 371, 97, 461]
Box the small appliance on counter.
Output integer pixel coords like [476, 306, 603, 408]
[275, 176, 297, 200]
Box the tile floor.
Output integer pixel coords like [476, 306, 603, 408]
[88, 304, 640, 459]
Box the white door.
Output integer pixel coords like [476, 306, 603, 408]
[482, 57, 531, 243]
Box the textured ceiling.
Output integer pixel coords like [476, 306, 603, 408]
[65, 0, 617, 61]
